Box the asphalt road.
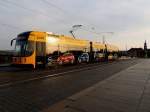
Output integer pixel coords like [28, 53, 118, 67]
[0, 59, 141, 112]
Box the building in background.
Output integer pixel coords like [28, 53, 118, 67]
[127, 48, 144, 58]
[127, 40, 150, 58]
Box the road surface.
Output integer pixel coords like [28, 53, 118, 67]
[0, 59, 140, 112]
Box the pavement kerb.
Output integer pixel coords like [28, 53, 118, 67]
[44, 61, 140, 112]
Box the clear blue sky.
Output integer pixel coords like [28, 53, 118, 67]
[0, 0, 150, 50]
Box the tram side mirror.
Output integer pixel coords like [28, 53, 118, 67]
[11, 38, 16, 46]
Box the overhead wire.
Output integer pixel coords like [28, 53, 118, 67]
[0, 0, 112, 38]
[41, 0, 67, 14]
[0, 23, 23, 30]
[40, 0, 101, 33]
[0, 0, 68, 27]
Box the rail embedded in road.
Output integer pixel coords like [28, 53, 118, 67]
[0, 59, 138, 89]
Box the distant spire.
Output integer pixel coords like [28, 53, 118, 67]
[144, 40, 147, 50]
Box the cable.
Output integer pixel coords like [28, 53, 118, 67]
[41, 0, 67, 14]
[0, 0, 101, 35]
[39, 0, 75, 26]
[73, 26, 112, 36]
[0, 0, 68, 27]
[40, 0, 100, 30]
[0, 23, 23, 30]
[0, 0, 112, 38]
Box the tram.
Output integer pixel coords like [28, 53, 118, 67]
[11, 31, 119, 68]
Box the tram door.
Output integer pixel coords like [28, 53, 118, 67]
[36, 42, 46, 66]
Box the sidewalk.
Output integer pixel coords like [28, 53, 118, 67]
[45, 59, 150, 112]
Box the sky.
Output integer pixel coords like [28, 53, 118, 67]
[0, 0, 150, 50]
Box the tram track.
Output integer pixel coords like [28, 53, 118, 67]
[0, 61, 115, 88]
[0, 59, 137, 89]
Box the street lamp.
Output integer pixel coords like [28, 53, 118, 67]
[72, 25, 82, 29]
[76, 26, 114, 44]
[69, 25, 82, 38]
[69, 25, 114, 43]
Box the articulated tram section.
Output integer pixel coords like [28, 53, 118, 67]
[10, 31, 119, 69]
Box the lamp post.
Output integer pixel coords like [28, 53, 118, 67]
[101, 32, 114, 44]
[69, 25, 82, 38]
[79, 26, 114, 43]
[70, 25, 114, 44]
